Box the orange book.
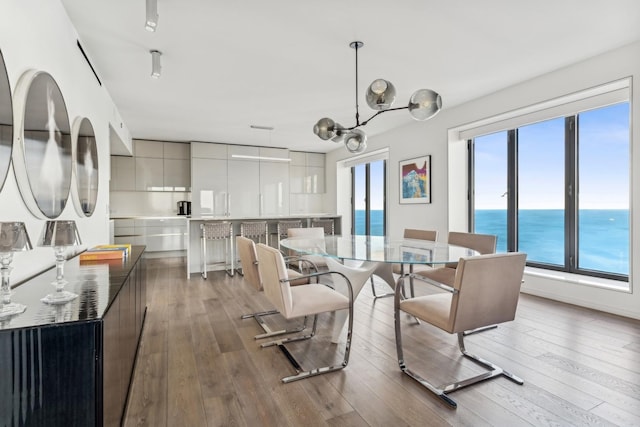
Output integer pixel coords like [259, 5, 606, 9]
[80, 249, 125, 261]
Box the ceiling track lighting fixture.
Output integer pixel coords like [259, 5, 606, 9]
[150, 50, 162, 78]
[145, 0, 159, 32]
[313, 41, 442, 154]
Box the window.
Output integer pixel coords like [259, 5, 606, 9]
[352, 160, 386, 236]
[472, 101, 630, 281]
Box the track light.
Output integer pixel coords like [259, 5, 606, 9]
[145, 0, 158, 32]
[150, 50, 161, 78]
[313, 41, 442, 153]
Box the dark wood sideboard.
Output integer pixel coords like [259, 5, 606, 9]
[0, 246, 147, 427]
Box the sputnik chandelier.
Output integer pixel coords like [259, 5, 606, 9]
[313, 41, 442, 154]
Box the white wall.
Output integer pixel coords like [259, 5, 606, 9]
[0, 1, 130, 283]
[326, 40, 640, 319]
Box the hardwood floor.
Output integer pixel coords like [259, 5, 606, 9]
[124, 257, 640, 427]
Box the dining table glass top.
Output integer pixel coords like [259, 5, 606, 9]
[280, 234, 479, 265]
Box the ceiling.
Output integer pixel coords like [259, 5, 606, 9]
[61, 0, 640, 153]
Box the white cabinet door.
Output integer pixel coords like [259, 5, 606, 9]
[163, 142, 190, 159]
[306, 166, 325, 193]
[110, 156, 135, 191]
[228, 159, 260, 217]
[134, 140, 163, 158]
[306, 152, 325, 167]
[191, 142, 227, 159]
[164, 158, 190, 191]
[289, 165, 306, 194]
[260, 160, 289, 216]
[135, 157, 164, 191]
[191, 157, 228, 217]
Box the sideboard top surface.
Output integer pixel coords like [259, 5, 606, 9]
[0, 246, 145, 331]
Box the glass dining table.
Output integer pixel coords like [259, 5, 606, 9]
[280, 234, 479, 342]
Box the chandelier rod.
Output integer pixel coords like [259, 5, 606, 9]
[353, 41, 361, 127]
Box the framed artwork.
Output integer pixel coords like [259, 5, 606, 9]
[399, 155, 431, 204]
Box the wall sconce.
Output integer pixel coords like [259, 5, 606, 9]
[150, 50, 162, 78]
[38, 220, 82, 304]
[145, 0, 159, 32]
[0, 222, 32, 319]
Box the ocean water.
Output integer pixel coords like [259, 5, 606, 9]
[475, 209, 628, 275]
[355, 209, 629, 275]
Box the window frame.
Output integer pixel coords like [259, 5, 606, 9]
[469, 102, 630, 282]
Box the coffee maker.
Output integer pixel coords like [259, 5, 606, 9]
[177, 201, 191, 216]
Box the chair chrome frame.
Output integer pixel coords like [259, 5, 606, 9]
[237, 236, 318, 340]
[259, 269, 354, 384]
[394, 257, 525, 409]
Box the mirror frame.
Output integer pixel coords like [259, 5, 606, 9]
[0, 48, 13, 193]
[12, 69, 72, 219]
[71, 117, 99, 217]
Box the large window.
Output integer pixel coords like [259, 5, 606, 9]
[472, 101, 630, 281]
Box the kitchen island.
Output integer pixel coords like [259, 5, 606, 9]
[187, 214, 341, 277]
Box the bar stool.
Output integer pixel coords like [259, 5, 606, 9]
[311, 218, 335, 235]
[276, 220, 302, 249]
[240, 221, 269, 243]
[238, 221, 269, 275]
[201, 222, 234, 279]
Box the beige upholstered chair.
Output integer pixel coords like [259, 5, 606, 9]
[256, 243, 354, 383]
[415, 231, 497, 288]
[395, 252, 527, 408]
[237, 236, 312, 340]
[287, 227, 328, 270]
[370, 228, 438, 299]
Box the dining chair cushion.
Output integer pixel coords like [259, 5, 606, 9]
[399, 293, 453, 331]
[289, 284, 350, 318]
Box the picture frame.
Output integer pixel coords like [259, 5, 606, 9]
[399, 155, 431, 204]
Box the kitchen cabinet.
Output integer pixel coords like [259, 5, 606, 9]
[289, 151, 325, 194]
[113, 218, 187, 252]
[260, 149, 290, 216]
[191, 143, 291, 217]
[111, 140, 190, 192]
[110, 156, 136, 191]
[191, 155, 228, 217]
[135, 157, 164, 191]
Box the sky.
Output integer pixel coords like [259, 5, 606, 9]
[474, 102, 629, 210]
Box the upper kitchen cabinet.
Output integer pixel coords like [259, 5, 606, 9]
[191, 141, 227, 159]
[290, 151, 325, 194]
[120, 139, 191, 192]
[259, 147, 290, 216]
[163, 142, 190, 191]
[111, 156, 136, 191]
[227, 145, 260, 216]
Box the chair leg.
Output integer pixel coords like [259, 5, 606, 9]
[240, 312, 309, 340]
[201, 237, 207, 279]
[462, 325, 497, 336]
[394, 286, 522, 409]
[262, 304, 354, 383]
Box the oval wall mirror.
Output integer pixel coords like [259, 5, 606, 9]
[0, 49, 13, 193]
[71, 117, 98, 216]
[13, 70, 72, 219]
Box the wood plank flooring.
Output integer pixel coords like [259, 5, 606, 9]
[124, 257, 640, 427]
